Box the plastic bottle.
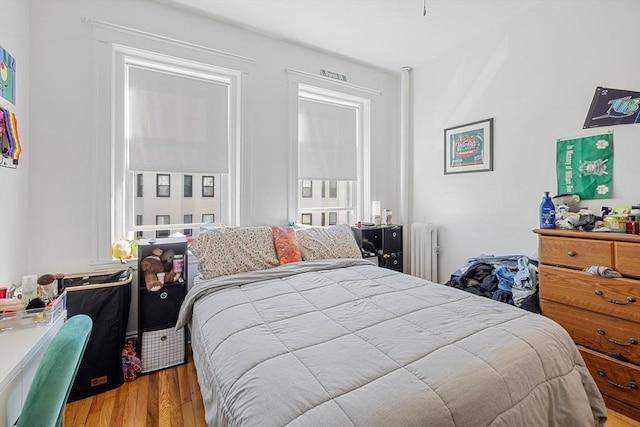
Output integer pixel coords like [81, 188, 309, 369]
[627, 216, 640, 235]
[540, 191, 556, 229]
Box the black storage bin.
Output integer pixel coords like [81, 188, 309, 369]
[139, 283, 185, 330]
[62, 268, 132, 402]
[382, 253, 403, 272]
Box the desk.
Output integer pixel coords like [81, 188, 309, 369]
[0, 312, 66, 427]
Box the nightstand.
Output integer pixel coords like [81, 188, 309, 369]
[351, 225, 403, 272]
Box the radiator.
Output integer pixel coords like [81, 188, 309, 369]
[410, 223, 439, 282]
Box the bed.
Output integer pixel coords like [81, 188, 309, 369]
[176, 225, 607, 427]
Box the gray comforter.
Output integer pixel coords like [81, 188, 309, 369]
[177, 259, 607, 427]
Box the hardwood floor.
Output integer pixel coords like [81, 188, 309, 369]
[64, 349, 206, 427]
[65, 347, 638, 427]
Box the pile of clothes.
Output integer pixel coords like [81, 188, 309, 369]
[444, 254, 540, 314]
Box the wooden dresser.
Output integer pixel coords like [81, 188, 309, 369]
[534, 229, 640, 421]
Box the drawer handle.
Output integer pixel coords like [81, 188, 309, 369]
[596, 329, 639, 346]
[594, 290, 636, 305]
[597, 370, 638, 390]
[567, 250, 576, 257]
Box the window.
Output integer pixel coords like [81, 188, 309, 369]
[301, 180, 312, 198]
[329, 181, 337, 198]
[136, 174, 143, 197]
[156, 215, 170, 238]
[301, 213, 312, 225]
[294, 83, 372, 227]
[202, 176, 215, 197]
[183, 214, 192, 236]
[156, 174, 170, 197]
[136, 215, 143, 239]
[329, 212, 337, 225]
[94, 27, 248, 263]
[184, 175, 192, 198]
[202, 214, 215, 224]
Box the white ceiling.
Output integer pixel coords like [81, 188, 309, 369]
[160, 0, 541, 71]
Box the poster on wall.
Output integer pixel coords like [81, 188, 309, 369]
[0, 107, 22, 168]
[583, 87, 640, 129]
[0, 46, 16, 105]
[556, 132, 613, 200]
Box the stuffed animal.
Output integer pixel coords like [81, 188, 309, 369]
[141, 248, 177, 291]
[161, 249, 175, 273]
[112, 239, 133, 264]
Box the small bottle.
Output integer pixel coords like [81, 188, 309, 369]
[627, 216, 640, 235]
[540, 191, 556, 229]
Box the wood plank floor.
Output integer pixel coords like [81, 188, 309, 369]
[65, 347, 639, 427]
[64, 348, 206, 427]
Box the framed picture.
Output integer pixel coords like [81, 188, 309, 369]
[444, 118, 493, 174]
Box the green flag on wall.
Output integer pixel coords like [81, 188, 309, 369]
[556, 132, 613, 200]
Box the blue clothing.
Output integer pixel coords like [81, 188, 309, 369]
[495, 266, 514, 291]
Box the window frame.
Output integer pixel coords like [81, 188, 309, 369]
[301, 180, 312, 198]
[155, 215, 170, 238]
[92, 23, 253, 265]
[202, 176, 215, 197]
[136, 173, 143, 197]
[183, 214, 193, 236]
[156, 174, 171, 197]
[183, 175, 192, 198]
[286, 69, 377, 226]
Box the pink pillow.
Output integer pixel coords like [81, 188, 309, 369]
[272, 226, 302, 265]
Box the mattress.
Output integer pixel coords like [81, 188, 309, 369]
[176, 258, 607, 427]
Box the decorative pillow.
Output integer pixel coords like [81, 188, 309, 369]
[272, 226, 302, 265]
[295, 224, 362, 261]
[190, 226, 279, 279]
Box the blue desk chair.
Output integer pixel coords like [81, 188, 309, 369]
[16, 314, 93, 427]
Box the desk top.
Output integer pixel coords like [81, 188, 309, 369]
[0, 312, 66, 391]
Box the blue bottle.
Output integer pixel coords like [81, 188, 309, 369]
[540, 191, 556, 229]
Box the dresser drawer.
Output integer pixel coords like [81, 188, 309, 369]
[615, 242, 640, 278]
[539, 236, 613, 269]
[580, 346, 640, 410]
[539, 265, 640, 323]
[541, 300, 640, 365]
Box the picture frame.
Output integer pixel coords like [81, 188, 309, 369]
[444, 118, 493, 174]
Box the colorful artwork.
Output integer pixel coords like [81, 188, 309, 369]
[0, 108, 22, 167]
[556, 132, 613, 200]
[0, 46, 16, 105]
[444, 118, 493, 174]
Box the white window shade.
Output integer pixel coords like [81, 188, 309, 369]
[298, 98, 357, 181]
[128, 66, 229, 173]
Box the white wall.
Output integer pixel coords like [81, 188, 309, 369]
[0, 1, 30, 288]
[21, 1, 399, 334]
[26, 0, 400, 276]
[411, 0, 640, 282]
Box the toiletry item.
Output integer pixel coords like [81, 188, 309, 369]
[539, 192, 556, 229]
[21, 274, 38, 304]
[626, 216, 639, 235]
[0, 287, 6, 298]
[382, 209, 393, 225]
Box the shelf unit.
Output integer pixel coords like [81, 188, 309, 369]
[137, 237, 188, 374]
